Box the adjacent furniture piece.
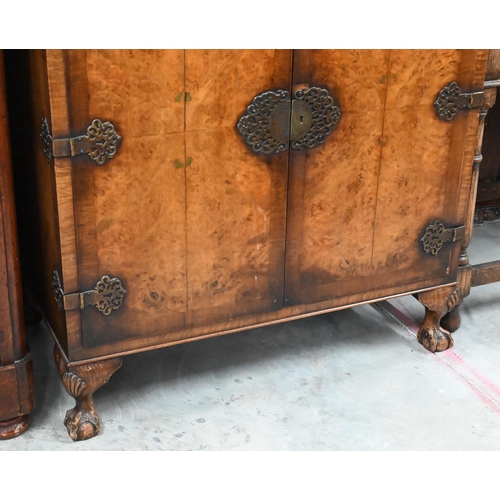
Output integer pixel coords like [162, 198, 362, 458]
[471, 51, 500, 288]
[21, 50, 489, 441]
[444, 50, 500, 323]
[475, 51, 500, 224]
[0, 50, 34, 439]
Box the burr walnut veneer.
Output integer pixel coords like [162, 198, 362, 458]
[23, 50, 489, 441]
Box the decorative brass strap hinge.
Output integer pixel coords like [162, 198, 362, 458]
[420, 220, 465, 256]
[434, 82, 485, 122]
[41, 118, 122, 165]
[52, 271, 127, 316]
[236, 87, 342, 155]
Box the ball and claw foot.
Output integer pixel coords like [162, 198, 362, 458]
[64, 399, 100, 441]
[417, 322, 454, 352]
[417, 286, 459, 353]
[54, 344, 122, 442]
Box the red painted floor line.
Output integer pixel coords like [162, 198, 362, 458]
[375, 300, 421, 334]
[442, 349, 500, 401]
[375, 299, 500, 415]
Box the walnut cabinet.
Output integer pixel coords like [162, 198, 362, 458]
[24, 50, 488, 441]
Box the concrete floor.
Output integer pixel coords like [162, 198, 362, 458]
[2, 223, 500, 450]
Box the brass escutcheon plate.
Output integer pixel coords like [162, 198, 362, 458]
[236, 86, 342, 155]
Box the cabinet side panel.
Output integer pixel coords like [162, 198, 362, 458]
[23, 50, 68, 350]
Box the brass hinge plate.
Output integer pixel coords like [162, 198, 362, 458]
[434, 82, 485, 122]
[41, 118, 122, 165]
[52, 271, 127, 316]
[420, 220, 465, 255]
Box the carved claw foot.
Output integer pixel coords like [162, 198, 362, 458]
[418, 321, 454, 352]
[54, 344, 122, 442]
[63, 397, 100, 441]
[417, 286, 460, 353]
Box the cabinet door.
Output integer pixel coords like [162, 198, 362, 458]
[49, 50, 291, 347]
[284, 50, 487, 305]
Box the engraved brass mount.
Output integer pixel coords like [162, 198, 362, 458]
[237, 87, 342, 155]
[420, 220, 465, 256]
[41, 118, 122, 165]
[52, 270, 127, 316]
[434, 82, 484, 122]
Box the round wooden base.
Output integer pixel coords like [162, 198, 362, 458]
[0, 414, 31, 440]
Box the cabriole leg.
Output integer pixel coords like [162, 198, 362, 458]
[417, 286, 460, 353]
[54, 344, 122, 442]
[440, 299, 462, 333]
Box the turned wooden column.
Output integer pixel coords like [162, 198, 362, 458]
[0, 50, 35, 439]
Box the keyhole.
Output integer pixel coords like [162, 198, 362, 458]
[300, 115, 304, 124]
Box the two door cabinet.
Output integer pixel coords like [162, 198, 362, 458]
[22, 50, 489, 441]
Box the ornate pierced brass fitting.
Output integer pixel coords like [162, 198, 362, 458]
[52, 271, 127, 316]
[236, 89, 291, 155]
[236, 86, 341, 155]
[291, 87, 342, 150]
[420, 220, 465, 256]
[41, 118, 122, 165]
[52, 270, 64, 311]
[434, 82, 484, 122]
[41, 117, 53, 162]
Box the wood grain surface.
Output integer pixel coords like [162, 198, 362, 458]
[22, 50, 69, 350]
[285, 50, 389, 304]
[64, 280, 452, 363]
[285, 49, 488, 305]
[28, 49, 488, 362]
[184, 50, 290, 328]
[47, 50, 292, 349]
[472, 260, 500, 287]
[486, 49, 500, 81]
[0, 49, 22, 364]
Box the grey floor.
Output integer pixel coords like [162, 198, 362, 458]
[2, 223, 500, 451]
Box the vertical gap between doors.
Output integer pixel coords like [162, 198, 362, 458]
[369, 49, 393, 267]
[182, 49, 188, 328]
[281, 49, 295, 308]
